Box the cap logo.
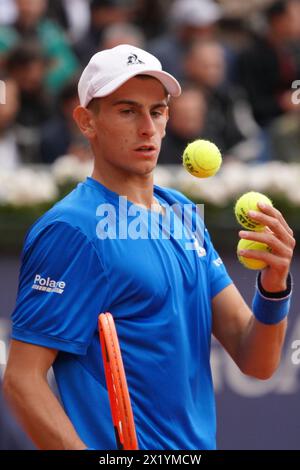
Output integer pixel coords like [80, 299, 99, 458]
[127, 53, 145, 66]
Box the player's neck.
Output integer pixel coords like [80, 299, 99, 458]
[92, 166, 156, 209]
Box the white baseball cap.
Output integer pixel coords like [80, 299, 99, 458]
[78, 44, 182, 107]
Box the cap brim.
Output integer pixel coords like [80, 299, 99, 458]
[91, 69, 182, 102]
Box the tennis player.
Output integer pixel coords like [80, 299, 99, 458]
[3, 45, 295, 450]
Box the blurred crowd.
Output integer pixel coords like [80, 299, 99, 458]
[0, 0, 300, 169]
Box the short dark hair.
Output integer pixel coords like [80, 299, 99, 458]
[265, 0, 288, 22]
[6, 40, 48, 72]
[91, 0, 128, 10]
[59, 78, 80, 104]
[87, 98, 101, 114]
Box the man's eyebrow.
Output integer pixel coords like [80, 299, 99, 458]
[151, 102, 168, 109]
[112, 99, 168, 108]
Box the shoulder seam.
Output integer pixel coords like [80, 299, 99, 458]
[26, 220, 113, 307]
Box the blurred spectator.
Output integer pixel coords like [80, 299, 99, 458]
[6, 41, 54, 163]
[0, 78, 20, 170]
[75, 0, 135, 66]
[185, 39, 226, 90]
[217, 0, 275, 18]
[47, 0, 91, 45]
[133, 0, 169, 40]
[184, 39, 246, 152]
[0, 381, 34, 449]
[0, 0, 17, 25]
[0, 0, 79, 94]
[288, 0, 300, 38]
[100, 22, 145, 50]
[268, 112, 300, 162]
[148, 0, 222, 80]
[41, 79, 91, 163]
[286, 0, 300, 75]
[159, 85, 208, 164]
[237, 0, 300, 127]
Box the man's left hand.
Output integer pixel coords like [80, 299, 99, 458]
[238, 202, 296, 292]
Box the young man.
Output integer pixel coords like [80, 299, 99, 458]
[3, 45, 295, 450]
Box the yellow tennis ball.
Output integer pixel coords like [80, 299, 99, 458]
[237, 238, 271, 270]
[182, 139, 222, 178]
[234, 192, 273, 231]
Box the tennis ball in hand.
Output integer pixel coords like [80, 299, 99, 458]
[237, 238, 271, 270]
[234, 192, 273, 231]
[182, 139, 222, 178]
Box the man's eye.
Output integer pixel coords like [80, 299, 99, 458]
[121, 109, 134, 114]
[152, 111, 162, 117]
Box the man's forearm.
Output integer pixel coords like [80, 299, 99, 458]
[237, 315, 287, 380]
[238, 271, 291, 379]
[3, 372, 87, 450]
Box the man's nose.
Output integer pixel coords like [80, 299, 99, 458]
[138, 112, 156, 137]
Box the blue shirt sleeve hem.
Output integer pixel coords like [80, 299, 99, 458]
[211, 277, 233, 299]
[12, 327, 88, 355]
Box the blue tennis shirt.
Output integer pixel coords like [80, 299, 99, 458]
[12, 177, 232, 450]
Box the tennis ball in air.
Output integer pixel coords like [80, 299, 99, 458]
[234, 192, 273, 231]
[237, 239, 271, 270]
[182, 139, 222, 178]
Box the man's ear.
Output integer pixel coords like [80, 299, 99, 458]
[162, 106, 169, 138]
[165, 106, 169, 120]
[73, 106, 96, 139]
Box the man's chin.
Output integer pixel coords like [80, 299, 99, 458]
[139, 161, 157, 176]
[116, 156, 158, 177]
[132, 158, 158, 176]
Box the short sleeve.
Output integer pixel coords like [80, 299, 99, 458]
[204, 228, 233, 299]
[12, 222, 110, 355]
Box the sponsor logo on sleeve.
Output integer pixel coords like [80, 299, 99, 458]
[213, 257, 223, 267]
[31, 274, 66, 294]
